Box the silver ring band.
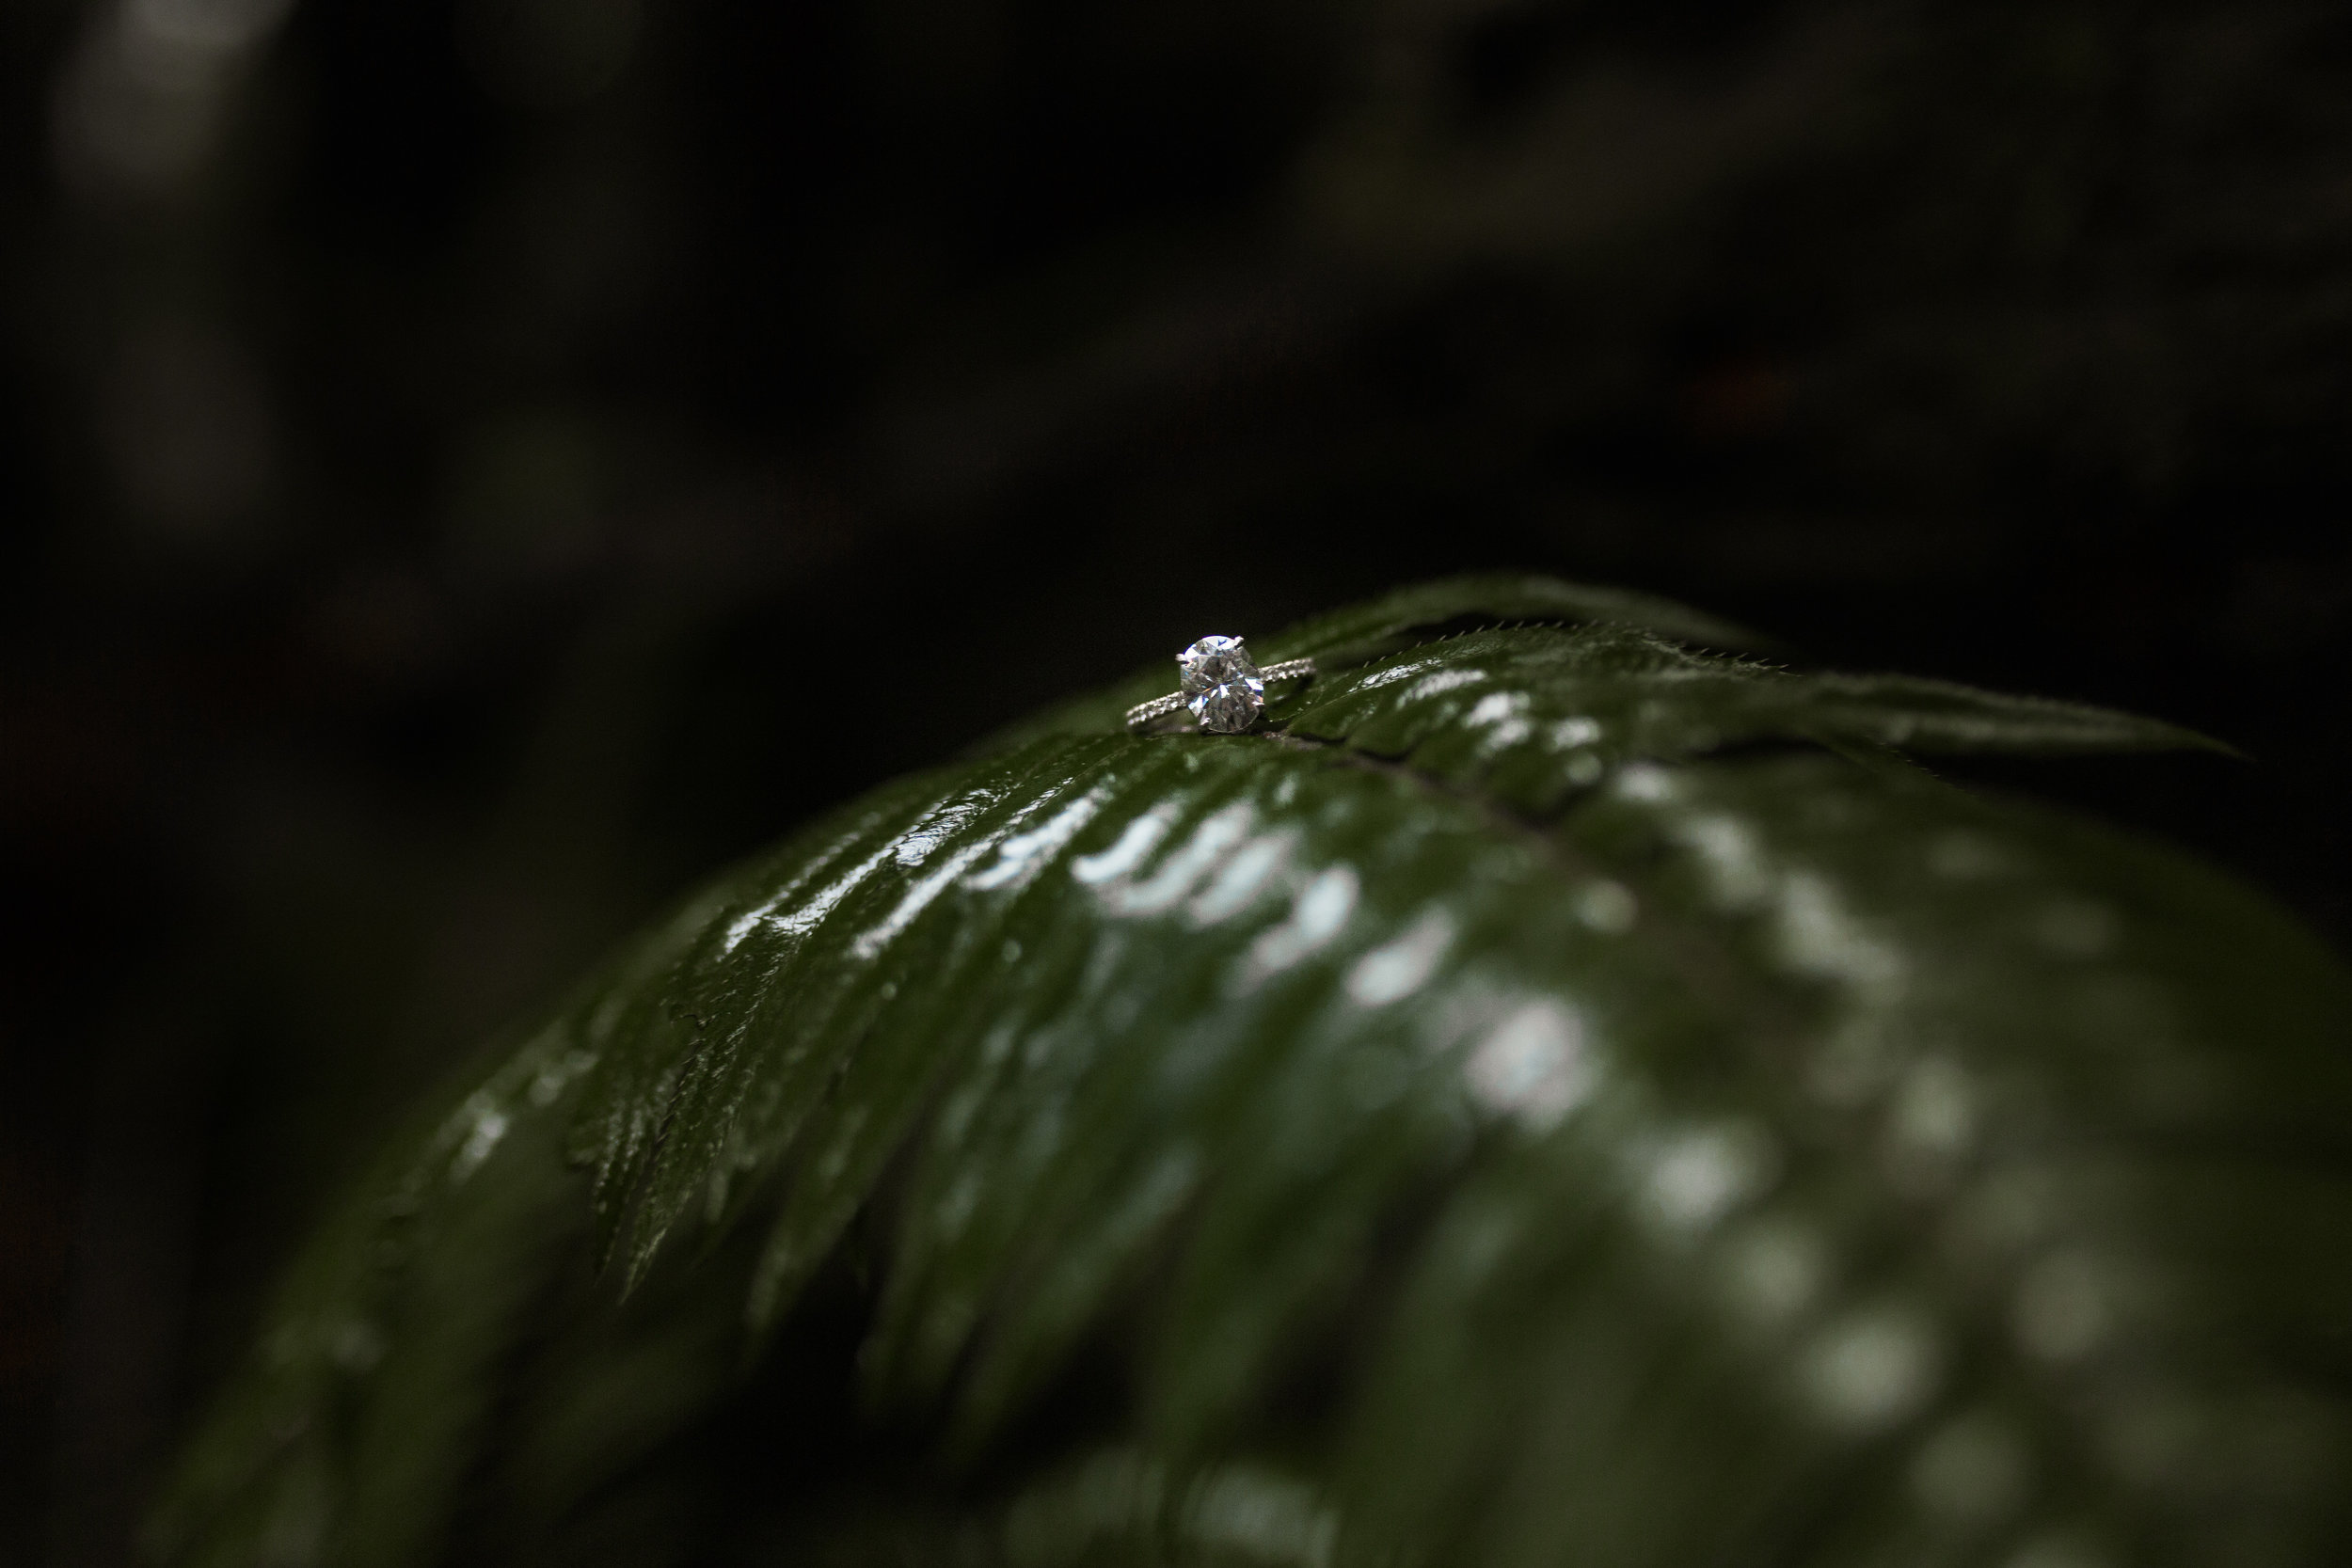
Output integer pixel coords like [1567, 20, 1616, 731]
[1124, 636, 1317, 734]
[1122, 691, 1191, 729]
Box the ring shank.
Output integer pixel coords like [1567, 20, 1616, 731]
[1121, 692, 1189, 728]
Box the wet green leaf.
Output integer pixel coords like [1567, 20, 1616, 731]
[153, 578, 2352, 1568]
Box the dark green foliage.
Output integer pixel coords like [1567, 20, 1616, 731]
[153, 578, 2352, 1568]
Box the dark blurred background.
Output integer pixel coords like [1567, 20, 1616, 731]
[4, 0, 2350, 1560]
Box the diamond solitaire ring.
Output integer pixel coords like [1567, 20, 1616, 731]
[1124, 636, 1317, 735]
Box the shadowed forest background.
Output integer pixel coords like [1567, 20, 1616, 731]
[4, 0, 2351, 1562]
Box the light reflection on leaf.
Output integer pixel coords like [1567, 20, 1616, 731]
[153, 576, 2352, 1568]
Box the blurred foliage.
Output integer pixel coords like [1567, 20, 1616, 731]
[10, 2, 2352, 1564]
[155, 578, 2352, 1567]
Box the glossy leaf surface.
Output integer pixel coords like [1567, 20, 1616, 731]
[154, 577, 2352, 1568]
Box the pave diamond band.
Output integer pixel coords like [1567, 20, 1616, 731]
[1125, 636, 1317, 735]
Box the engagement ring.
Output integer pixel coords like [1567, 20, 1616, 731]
[1124, 636, 1317, 735]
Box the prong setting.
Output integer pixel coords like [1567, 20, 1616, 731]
[1179, 635, 1265, 734]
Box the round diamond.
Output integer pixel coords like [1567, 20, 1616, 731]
[1178, 635, 1265, 734]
